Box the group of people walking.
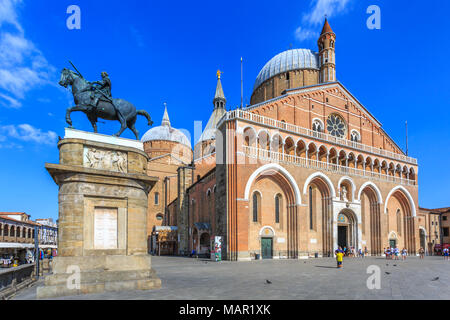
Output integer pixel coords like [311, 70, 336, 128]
[335, 245, 448, 268]
[383, 246, 408, 260]
[334, 246, 369, 268]
[339, 246, 369, 258]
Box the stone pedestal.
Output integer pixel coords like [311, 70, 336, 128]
[37, 128, 161, 299]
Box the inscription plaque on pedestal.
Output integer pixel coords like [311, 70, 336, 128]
[94, 208, 118, 250]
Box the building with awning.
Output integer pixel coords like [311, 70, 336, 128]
[0, 213, 58, 267]
[151, 226, 178, 256]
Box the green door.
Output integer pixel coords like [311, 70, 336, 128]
[261, 238, 273, 259]
[389, 239, 396, 248]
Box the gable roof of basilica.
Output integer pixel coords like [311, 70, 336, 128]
[244, 81, 406, 156]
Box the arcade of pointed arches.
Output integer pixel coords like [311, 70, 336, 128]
[242, 126, 417, 182]
[244, 163, 417, 257]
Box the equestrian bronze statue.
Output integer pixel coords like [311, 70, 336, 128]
[59, 64, 153, 139]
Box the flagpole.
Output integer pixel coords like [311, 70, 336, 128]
[240, 57, 243, 109]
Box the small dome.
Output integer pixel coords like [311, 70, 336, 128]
[141, 107, 191, 148]
[253, 49, 319, 91]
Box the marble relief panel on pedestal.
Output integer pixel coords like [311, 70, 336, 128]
[83, 147, 128, 173]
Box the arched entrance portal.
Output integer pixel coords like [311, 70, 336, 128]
[260, 227, 275, 259]
[200, 232, 211, 254]
[192, 223, 212, 255]
[388, 231, 398, 248]
[337, 210, 358, 251]
[244, 164, 300, 260]
[385, 186, 416, 254]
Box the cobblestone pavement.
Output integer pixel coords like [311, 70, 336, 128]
[12, 255, 450, 300]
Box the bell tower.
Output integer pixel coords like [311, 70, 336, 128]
[318, 18, 336, 83]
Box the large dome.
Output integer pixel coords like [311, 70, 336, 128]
[253, 49, 319, 91]
[141, 107, 191, 148]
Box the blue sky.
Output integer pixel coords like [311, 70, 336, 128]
[0, 0, 449, 221]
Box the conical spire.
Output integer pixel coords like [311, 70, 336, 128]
[321, 18, 334, 35]
[161, 102, 171, 127]
[213, 70, 226, 109]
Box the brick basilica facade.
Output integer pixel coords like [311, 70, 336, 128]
[141, 20, 430, 260]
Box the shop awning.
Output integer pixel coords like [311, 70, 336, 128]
[0, 243, 35, 249]
[153, 226, 178, 232]
[194, 222, 211, 231]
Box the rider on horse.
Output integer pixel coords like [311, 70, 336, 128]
[89, 71, 123, 119]
[91, 71, 112, 106]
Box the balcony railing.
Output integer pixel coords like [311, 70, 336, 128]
[243, 145, 417, 187]
[218, 109, 418, 165]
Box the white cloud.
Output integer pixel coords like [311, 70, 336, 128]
[0, 123, 57, 146]
[303, 0, 351, 25]
[0, 0, 23, 32]
[0, 93, 21, 108]
[295, 0, 351, 41]
[295, 27, 318, 42]
[0, 0, 55, 108]
[0, 141, 23, 149]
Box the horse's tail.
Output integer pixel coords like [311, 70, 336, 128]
[137, 110, 153, 126]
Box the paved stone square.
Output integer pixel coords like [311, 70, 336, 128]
[12, 255, 450, 300]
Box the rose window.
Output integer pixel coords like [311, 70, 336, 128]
[327, 114, 346, 138]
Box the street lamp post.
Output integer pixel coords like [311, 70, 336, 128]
[34, 225, 39, 279]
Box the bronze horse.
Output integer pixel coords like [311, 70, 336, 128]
[59, 68, 153, 139]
